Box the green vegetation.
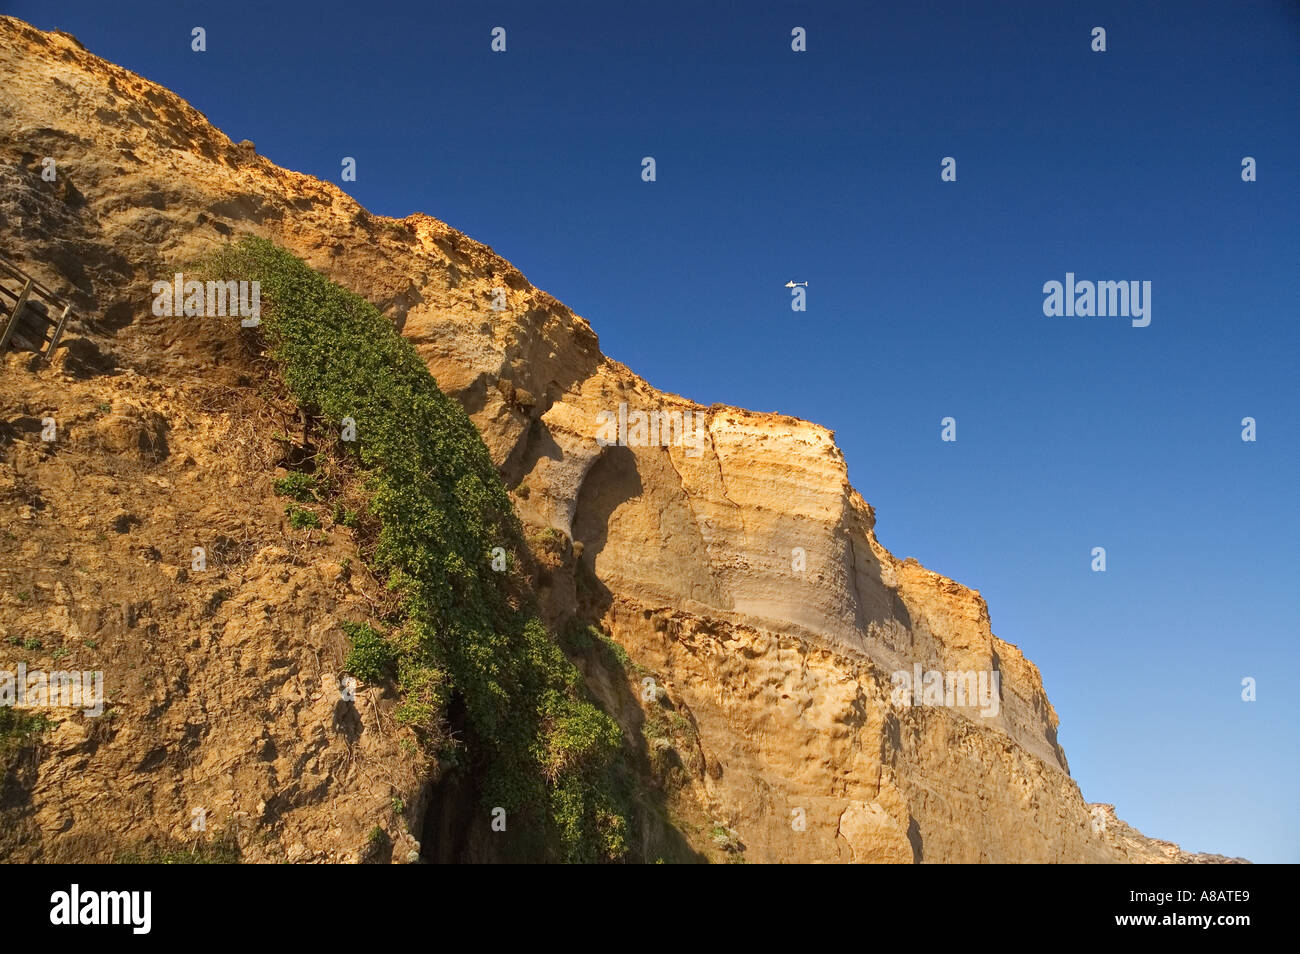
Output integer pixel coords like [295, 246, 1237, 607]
[595, 630, 631, 670]
[204, 237, 631, 862]
[364, 826, 387, 863]
[0, 708, 52, 763]
[113, 833, 240, 864]
[532, 526, 563, 546]
[557, 620, 596, 654]
[273, 471, 320, 502]
[342, 621, 397, 682]
[332, 504, 360, 528]
[284, 504, 320, 530]
[559, 621, 632, 673]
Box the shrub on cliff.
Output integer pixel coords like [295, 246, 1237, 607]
[200, 237, 629, 862]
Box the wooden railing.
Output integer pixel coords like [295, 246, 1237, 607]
[0, 253, 73, 360]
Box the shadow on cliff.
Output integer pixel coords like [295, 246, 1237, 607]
[500, 413, 566, 490]
[417, 694, 540, 863]
[556, 445, 708, 862]
[571, 444, 640, 605]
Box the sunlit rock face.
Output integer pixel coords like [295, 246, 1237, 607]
[0, 16, 1236, 863]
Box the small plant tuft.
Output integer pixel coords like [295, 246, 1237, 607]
[342, 621, 397, 682]
[285, 505, 320, 530]
[273, 471, 319, 502]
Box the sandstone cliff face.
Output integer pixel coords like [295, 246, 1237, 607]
[0, 330, 425, 863]
[0, 17, 1232, 862]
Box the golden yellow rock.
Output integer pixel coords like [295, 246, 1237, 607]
[0, 15, 1241, 863]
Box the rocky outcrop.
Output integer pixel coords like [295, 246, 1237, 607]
[0, 16, 1237, 862]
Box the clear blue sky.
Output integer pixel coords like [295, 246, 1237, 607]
[11, 0, 1297, 862]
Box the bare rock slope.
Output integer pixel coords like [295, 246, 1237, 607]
[0, 17, 1235, 862]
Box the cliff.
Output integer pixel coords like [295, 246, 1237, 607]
[0, 16, 1239, 862]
